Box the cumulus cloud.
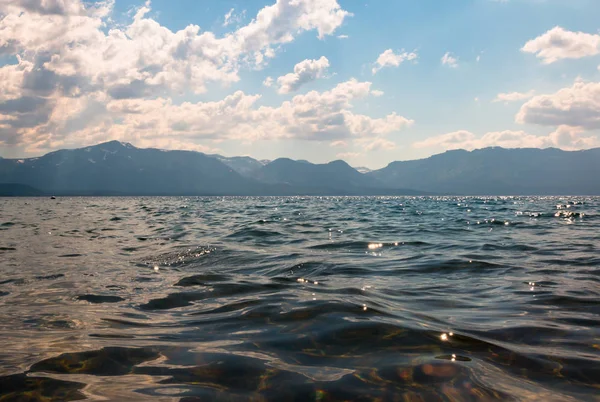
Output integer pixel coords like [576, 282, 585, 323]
[441, 52, 459, 68]
[14, 78, 412, 153]
[548, 125, 599, 149]
[223, 8, 245, 27]
[337, 34, 349, 39]
[4, 0, 87, 15]
[1, 0, 350, 94]
[522, 26, 600, 64]
[371, 90, 384, 97]
[336, 152, 360, 159]
[0, 57, 34, 102]
[263, 76, 274, 87]
[355, 137, 396, 151]
[330, 140, 348, 147]
[372, 49, 417, 74]
[414, 130, 476, 149]
[0, 0, 357, 151]
[516, 80, 600, 129]
[276, 56, 330, 94]
[493, 90, 535, 103]
[413, 129, 599, 151]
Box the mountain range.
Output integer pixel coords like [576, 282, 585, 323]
[1, 141, 599, 196]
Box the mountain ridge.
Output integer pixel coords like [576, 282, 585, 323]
[1, 142, 599, 196]
[369, 147, 600, 195]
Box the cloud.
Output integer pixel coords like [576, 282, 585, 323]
[330, 140, 348, 147]
[223, 8, 235, 26]
[263, 76, 274, 87]
[276, 56, 330, 94]
[0, 57, 34, 102]
[4, 0, 87, 15]
[355, 137, 396, 151]
[516, 80, 600, 129]
[414, 130, 476, 149]
[522, 27, 600, 64]
[223, 8, 245, 27]
[1, 0, 350, 96]
[12, 79, 413, 153]
[337, 34, 349, 39]
[413, 129, 599, 151]
[0, 0, 354, 150]
[372, 49, 417, 74]
[371, 90, 384, 97]
[493, 90, 535, 103]
[441, 52, 458, 68]
[234, 0, 352, 47]
[548, 125, 599, 149]
[336, 152, 360, 159]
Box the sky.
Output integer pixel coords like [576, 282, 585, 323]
[1, 0, 599, 168]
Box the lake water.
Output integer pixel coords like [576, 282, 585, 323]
[0, 196, 599, 401]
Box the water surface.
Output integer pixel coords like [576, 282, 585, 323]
[1, 196, 599, 401]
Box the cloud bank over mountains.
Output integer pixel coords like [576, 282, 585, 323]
[0, 1, 599, 162]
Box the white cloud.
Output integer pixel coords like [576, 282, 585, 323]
[276, 56, 330, 94]
[548, 125, 599, 150]
[355, 137, 396, 151]
[0, 0, 350, 95]
[3, 0, 87, 15]
[0, 0, 354, 150]
[414, 130, 476, 149]
[263, 76, 274, 87]
[337, 34, 349, 39]
[0, 57, 34, 102]
[223, 8, 235, 26]
[336, 152, 360, 159]
[441, 52, 458, 68]
[372, 49, 417, 74]
[371, 90, 384, 97]
[522, 27, 600, 64]
[234, 0, 352, 48]
[330, 140, 348, 147]
[413, 129, 599, 151]
[13, 79, 413, 153]
[493, 90, 535, 103]
[222, 8, 245, 27]
[516, 80, 600, 129]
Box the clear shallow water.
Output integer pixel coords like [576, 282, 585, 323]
[0, 196, 599, 401]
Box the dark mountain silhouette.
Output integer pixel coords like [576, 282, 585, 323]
[207, 154, 266, 177]
[252, 158, 421, 195]
[0, 183, 44, 196]
[0, 141, 280, 196]
[0, 141, 422, 196]
[1, 142, 598, 196]
[368, 147, 600, 195]
[257, 158, 371, 187]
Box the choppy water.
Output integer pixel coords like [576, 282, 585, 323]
[0, 196, 599, 401]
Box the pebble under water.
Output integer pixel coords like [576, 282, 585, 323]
[0, 196, 599, 401]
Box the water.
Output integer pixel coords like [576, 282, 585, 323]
[0, 196, 599, 401]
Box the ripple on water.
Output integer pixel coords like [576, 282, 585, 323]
[0, 374, 86, 402]
[0, 196, 599, 401]
[76, 295, 125, 304]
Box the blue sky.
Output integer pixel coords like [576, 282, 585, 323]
[1, 0, 599, 168]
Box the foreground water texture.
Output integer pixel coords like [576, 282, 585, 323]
[1, 197, 599, 401]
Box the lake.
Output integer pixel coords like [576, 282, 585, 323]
[0, 196, 599, 401]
